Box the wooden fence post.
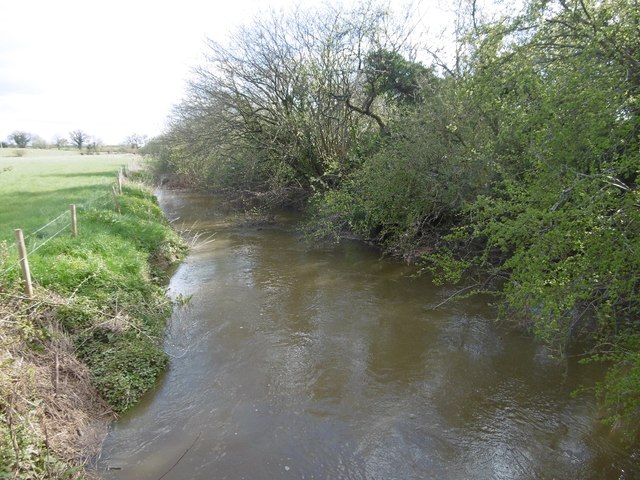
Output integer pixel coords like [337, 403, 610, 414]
[14, 229, 33, 298]
[70, 204, 77, 237]
[117, 169, 123, 194]
[112, 186, 121, 213]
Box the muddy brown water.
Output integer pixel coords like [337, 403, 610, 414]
[99, 191, 637, 480]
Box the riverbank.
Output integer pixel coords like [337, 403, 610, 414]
[0, 164, 186, 478]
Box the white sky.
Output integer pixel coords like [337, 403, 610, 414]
[0, 0, 456, 145]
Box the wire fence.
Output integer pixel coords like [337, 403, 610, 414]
[0, 176, 123, 282]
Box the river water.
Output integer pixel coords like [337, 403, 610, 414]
[99, 191, 637, 479]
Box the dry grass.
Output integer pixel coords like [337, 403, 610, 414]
[0, 290, 115, 477]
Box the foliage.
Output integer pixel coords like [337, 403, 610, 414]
[585, 333, 640, 441]
[31, 134, 48, 149]
[53, 135, 68, 149]
[0, 422, 81, 480]
[89, 333, 168, 412]
[306, 71, 494, 253]
[422, 0, 640, 434]
[124, 133, 148, 150]
[363, 49, 428, 105]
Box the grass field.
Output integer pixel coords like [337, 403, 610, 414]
[0, 148, 83, 158]
[0, 151, 135, 243]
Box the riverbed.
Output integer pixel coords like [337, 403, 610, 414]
[99, 190, 636, 479]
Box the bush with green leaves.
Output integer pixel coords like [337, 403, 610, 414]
[422, 0, 640, 437]
[305, 0, 640, 437]
[306, 74, 494, 253]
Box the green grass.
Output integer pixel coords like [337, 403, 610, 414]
[0, 153, 134, 243]
[25, 184, 186, 411]
[0, 148, 82, 158]
[0, 153, 186, 420]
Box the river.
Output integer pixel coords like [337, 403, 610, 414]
[99, 190, 637, 479]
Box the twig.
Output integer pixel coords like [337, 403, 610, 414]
[432, 284, 478, 309]
[157, 432, 202, 480]
[69, 273, 97, 301]
[54, 350, 60, 394]
[44, 421, 52, 477]
[8, 394, 21, 464]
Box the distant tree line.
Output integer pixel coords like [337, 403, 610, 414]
[2, 130, 148, 151]
[149, 0, 639, 438]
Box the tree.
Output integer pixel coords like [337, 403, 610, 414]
[53, 135, 68, 149]
[69, 130, 89, 149]
[167, 1, 421, 201]
[31, 134, 48, 149]
[86, 136, 102, 154]
[339, 49, 431, 135]
[9, 131, 31, 148]
[305, 0, 640, 435]
[124, 133, 148, 150]
[417, 0, 640, 436]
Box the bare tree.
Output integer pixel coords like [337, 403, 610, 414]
[8, 131, 31, 148]
[125, 133, 148, 150]
[69, 130, 89, 149]
[53, 135, 68, 149]
[86, 136, 102, 154]
[175, 0, 421, 196]
[31, 134, 48, 149]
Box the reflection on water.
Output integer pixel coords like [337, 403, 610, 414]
[99, 191, 637, 480]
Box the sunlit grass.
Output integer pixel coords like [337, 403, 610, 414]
[0, 152, 134, 243]
[0, 147, 81, 158]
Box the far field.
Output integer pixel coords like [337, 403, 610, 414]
[0, 149, 135, 243]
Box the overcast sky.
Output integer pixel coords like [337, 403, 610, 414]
[0, 0, 454, 145]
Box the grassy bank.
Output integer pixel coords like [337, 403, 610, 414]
[0, 155, 185, 478]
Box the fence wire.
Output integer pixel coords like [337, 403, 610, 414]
[28, 222, 72, 256]
[1, 184, 118, 279]
[23, 211, 69, 242]
[1, 221, 72, 277]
